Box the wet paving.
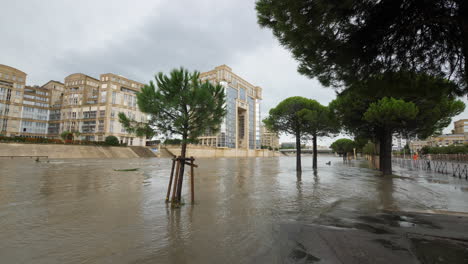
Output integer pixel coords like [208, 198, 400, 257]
[1, 156, 468, 263]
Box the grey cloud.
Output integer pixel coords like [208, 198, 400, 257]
[50, 0, 273, 84]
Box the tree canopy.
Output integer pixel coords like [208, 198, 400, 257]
[256, 0, 468, 91]
[330, 138, 355, 154]
[330, 72, 465, 174]
[120, 67, 226, 205]
[265, 96, 337, 171]
[363, 97, 419, 129]
[119, 67, 226, 157]
[297, 101, 338, 169]
[264, 96, 314, 172]
[330, 72, 465, 140]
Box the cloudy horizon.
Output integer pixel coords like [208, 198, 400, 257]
[1, 0, 466, 145]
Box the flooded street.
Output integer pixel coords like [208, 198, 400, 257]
[1, 156, 468, 263]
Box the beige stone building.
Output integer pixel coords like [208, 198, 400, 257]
[0, 64, 27, 136]
[19, 85, 51, 137]
[428, 134, 465, 147]
[59, 72, 147, 145]
[260, 126, 279, 149]
[198, 65, 263, 150]
[42, 80, 65, 137]
[98, 73, 147, 146]
[0, 64, 148, 146]
[454, 119, 468, 134]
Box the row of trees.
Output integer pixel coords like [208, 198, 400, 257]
[264, 97, 338, 171]
[257, 1, 468, 175]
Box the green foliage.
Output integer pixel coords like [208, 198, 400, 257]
[330, 72, 465, 140]
[403, 144, 411, 155]
[420, 146, 430, 155]
[363, 97, 418, 129]
[264, 96, 337, 137]
[60, 131, 72, 141]
[265, 96, 337, 170]
[256, 0, 468, 91]
[118, 113, 155, 139]
[330, 138, 355, 154]
[120, 68, 226, 149]
[424, 145, 468, 154]
[73, 131, 81, 139]
[362, 142, 377, 155]
[105, 135, 120, 146]
[354, 137, 370, 152]
[164, 138, 182, 145]
[264, 96, 313, 136]
[297, 101, 339, 137]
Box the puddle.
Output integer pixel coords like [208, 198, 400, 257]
[374, 239, 408, 251]
[353, 223, 394, 234]
[410, 236, 468, 264]
[358, 213, 441, 229]
[288, 242, 321, 263]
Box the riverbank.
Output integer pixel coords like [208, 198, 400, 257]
[0, 142, 155, 159]
[164, 144, 280, 157]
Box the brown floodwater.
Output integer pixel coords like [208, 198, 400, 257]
[1, 156, 468, 263]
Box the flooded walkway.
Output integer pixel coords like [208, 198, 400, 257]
[1, 156, 468, 263]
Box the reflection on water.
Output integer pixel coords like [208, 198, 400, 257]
[1, 156, 468, 263]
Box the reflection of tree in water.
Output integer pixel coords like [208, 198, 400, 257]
[377, 176, 398, 211]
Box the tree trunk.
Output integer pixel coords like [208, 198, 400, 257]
[175, 135, 188, 204]
[312, 134, 317, 170]
[296, 131, 302, 172]
[381, 128, 393, 176]
[378, 133, 384, 172]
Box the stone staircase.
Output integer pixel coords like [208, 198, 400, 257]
[129, 146, 157, 157]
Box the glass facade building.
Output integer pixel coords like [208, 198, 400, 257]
[198, 65, 263, 150]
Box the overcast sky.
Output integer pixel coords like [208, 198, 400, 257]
[1, 0, 466, 145]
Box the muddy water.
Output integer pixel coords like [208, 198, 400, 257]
[1, 156, 468, 263]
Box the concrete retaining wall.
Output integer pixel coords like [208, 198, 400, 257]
[165, 144, 279, 158]
[0, 143, 142, 159]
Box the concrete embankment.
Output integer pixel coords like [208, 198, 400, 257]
[164, 144, 279, 158]
[0, 143, 156, 159]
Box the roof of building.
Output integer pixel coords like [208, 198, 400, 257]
[64, 73, 100, 82]
[42, 80, 64, 86]
[0, 64, 27, 75]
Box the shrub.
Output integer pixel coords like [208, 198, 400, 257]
[60, 131, 72, 141]
[105, 135, 120, 146]
[164, 138, 182, 145]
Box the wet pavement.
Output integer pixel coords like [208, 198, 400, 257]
[1, 156, 468, 263]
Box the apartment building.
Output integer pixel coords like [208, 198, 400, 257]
[454, 119, 468, 134]
[98, 73, 147, 146]
[59, 73, 147, 145]
[61, 73, 102, 141]
[260, 126, 279, 149]
[0, 64, 148, 146]
[198, 65, 262, 150]
[0, 64, 27, 136]
[43, 80, 65, 137]
[19, 85, 51, 137]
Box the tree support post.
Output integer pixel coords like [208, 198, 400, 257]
[190, 156, 195, 204]
[166, 158, 176, 202]
[171, 156, 181, 204]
